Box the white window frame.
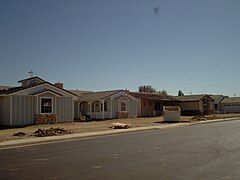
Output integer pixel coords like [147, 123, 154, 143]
[40, 97, 53, 114]
[120, 101, 127, 112]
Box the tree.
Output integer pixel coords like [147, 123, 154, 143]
[138, 85, 156, 93]
[159, 90, 168, 96]
[138, 85, 168, 96]
[178, 90, 184, 96]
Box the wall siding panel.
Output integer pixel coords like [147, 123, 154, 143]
[56, 97, 73, 122]
[11, 95, 35, 126]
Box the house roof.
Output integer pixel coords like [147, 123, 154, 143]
[79, 90, 123, 101]
[209, 95, 224, 100]
[129, 92, 164, 101]
[0, 86, 13, 90]
[69, 89, 92, 97]
[173, 94, 213, 102]
[30, 89, 63, 97]
[18, 76, 45, 83]
[0, 81, 79, 97]
[221, 97, 240, 104]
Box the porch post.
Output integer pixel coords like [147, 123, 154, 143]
[89, 102, 92, 116]
[110, 98, 112, 119]
[102, 100, 105, 119]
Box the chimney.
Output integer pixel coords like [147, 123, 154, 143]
[55, 81, 63, 89]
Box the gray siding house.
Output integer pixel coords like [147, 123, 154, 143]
[0, 77, 79, 126]
[71, 90, 141, 119]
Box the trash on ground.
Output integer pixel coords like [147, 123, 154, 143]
[12, 132, 26, 137]
[191, 115, 206, 121]
[110, 123, 132, 129]
[32, 127, 71, 137]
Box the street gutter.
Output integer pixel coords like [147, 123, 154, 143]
[1, 117, 240, 150]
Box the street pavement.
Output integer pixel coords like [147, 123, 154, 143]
[1, 119, 240, 180]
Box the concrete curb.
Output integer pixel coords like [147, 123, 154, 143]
[190, 117, 240, 125]
[0, 123, 188, 150]
[1, 117, 240, 150]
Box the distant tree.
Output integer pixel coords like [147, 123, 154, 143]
[178, 90, 184, 96]
[138, 85, 168, 96]
[159, 90, 168, 96]
[139, 85, 156, 93]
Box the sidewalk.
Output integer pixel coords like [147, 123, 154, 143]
[0, 123, 188, 149]
[1, 117, 240, 150]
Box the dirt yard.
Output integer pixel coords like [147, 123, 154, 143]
[1, 113, 240, 142]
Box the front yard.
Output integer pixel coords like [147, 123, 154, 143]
[1, 113, 240, 142]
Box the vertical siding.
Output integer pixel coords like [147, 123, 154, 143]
[127, 100, 138, 118]
[0, 96, 10, 125]
[112, 99, 118, 118]
[12, 95, 35, 126]
[56, 97, 73, 122]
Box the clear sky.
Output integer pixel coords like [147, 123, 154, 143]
[0, 0, 240, 96]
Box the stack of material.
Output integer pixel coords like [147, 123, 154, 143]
[110, 123, 132, 129]
[32, 127, 71, 137]
[191, 115, 206, 122]
[12, 132, 26, 137]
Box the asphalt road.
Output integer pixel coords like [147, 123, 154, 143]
[1, 120, 240, 180]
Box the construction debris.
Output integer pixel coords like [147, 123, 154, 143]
[191, 115, 206, 122]
[110, 123, 132, 129]
[32, 128, 71, 137]
[12, 132, 26, 137]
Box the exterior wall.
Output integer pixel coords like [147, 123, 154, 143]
[179, 101, 199, 111]
[111, 98, 139, 118]
[141, 98, 155, 117]
[112, 99, 118, 119]
[127, 100, 138, 117]
[0, 96, 10, 126]
[11, 95, 36, 126]
[56, 97, 73, 122]
[221, 103, 240, 113]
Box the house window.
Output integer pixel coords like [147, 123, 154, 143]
[41, 98, 53, 114]
[121, 101, 127, 111]
[101, 102, 108, 111]
[149, 102, 152, 106]
[214, 104, 218, 109]
[143, 102, 146, 106]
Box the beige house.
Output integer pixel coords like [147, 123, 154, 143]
[129, 92, 179, 117]
[220, 97, 240, 113]
[173, 95, 213, 115]
[71, 90, 141, 119]
[0, 77, 79, 126]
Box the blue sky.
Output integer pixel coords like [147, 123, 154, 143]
[0, 0, 240, 96]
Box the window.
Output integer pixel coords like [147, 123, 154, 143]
[214, 104, 218, 109]
[41, 98, 52, 114]
[101, 102, 108, 111]
[149, 102, 152, 106]
[143, 102, 146, 106]
[121, 101, 127, 111]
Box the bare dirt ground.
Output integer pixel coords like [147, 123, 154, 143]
[1, 113, 240, 142]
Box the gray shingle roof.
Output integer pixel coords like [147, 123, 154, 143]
[173, 94, 212, 102]
[221, 97, 240, 104]
[79, 90, 122, 101]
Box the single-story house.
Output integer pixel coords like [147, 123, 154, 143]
[0, 77, 79, 126]
[129, 92, 179, 117]
[209, 95, 226, 113]
[220, 97, 240, 113]
[71, 90, 141, 119]
[173, 95, 213, 115]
